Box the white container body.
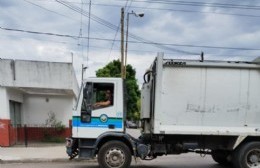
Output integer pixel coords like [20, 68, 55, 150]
[143, 55, 260, 136]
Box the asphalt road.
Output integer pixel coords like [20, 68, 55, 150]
[0, 129, 229, 168]
[0, 154, 228, 168]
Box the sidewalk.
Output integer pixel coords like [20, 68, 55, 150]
[0, 129, 140, 164]
[0, 144, 94, 163]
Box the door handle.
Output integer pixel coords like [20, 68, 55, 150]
[108, 124, 115, 129]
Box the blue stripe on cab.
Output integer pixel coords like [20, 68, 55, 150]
[72, 117, 123, 128]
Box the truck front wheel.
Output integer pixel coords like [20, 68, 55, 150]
[98, 140, 132, 168]
[233, 142, 260, 168]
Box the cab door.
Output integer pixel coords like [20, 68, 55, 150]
[77, 81, 124, 139]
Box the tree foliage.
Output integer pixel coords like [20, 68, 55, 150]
[96, 60, 140, 120]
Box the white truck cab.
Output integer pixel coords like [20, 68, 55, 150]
[72, 78, 124, 139]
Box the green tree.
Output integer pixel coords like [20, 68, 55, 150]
[96, 60, 140, 121]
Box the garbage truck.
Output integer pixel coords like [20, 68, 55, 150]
[66, 53, 260, 168]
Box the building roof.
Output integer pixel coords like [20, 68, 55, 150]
[0, 59, 79, 97]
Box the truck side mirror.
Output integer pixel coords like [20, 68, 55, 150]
[83, 88, 88, 99]
[83, 83, 93, 101]
[81, 82, 93, 123]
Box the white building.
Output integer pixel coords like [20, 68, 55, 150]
[0, 59, 79, 146]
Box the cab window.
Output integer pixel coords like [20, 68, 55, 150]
[93, 83, 114, 110]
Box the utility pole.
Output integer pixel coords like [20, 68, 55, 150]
[121, 7, 125, 79]
[124, 12, 129, 79]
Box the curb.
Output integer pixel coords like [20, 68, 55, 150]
[0, 158, 97, 164]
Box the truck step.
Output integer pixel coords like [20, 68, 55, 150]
[69, 149, 79, 160]
[79, 146, 95, 149]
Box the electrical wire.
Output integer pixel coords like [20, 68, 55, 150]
[2, 34, 259, 59]
[2, 26, 260, 52]
[87, 0, 91, 66]
[25, 0, 260, 55]
[79, 0, 84, 62]
[88, 3, 260, 18]
[112, 0, 260, 11]
[28, 0, 260, 18]
[23, 0, 77, 20]
[55, 0, 198, 55]
[27, 0, 260, 12]
[32, 0, 260, 10]
[25, 0, 195, 54]
[57, 1, 260, 18]
[107, 0, 129, 62]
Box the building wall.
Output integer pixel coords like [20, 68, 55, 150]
[0, 60, 13, 86]
[7, 88, 24, 103]
[0, 88, 24, 146]
[15, 61, 72, 89]
[22, 94, 74, 127]
[0, 59, 79, 146]
[0, 87, 10, 146]
[0, 87, 9, 119]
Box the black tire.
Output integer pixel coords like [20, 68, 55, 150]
[98, 140, 132, 168]
[232, 142, 260, 168]
[211, 150, 231, 166]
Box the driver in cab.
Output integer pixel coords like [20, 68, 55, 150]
[93, 90, 113, 109]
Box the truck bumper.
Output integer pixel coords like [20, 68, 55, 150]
[66, 138, 79, 159]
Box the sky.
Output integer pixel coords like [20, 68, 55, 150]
[1, 0, 260, 86]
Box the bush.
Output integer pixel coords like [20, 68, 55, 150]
[43, 112, 66, 143]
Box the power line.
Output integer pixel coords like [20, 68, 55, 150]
[87, 0, 91, 66]
[55, 0, 198, 55]
[126, 0, 133, 12]
[29, 0, 260, 11]
[29, 0, 260, 18]
[35, 0, 260, 10]
[61, 1, 260, 18]
[56, 1, 118, 31]
[23, 0, 77, 20]
[23, 0, 94, 27]
[79, 0, 84, 62]
[25, 0, 260, 55]
[25, 0, 260, 54]
[0, 34, 183, 55]
[112, 0, 260, 11]
[2, 26, 260, 52]
[0, 26, 78, 39]
[25, 0, 123, 54]
[88, 3, 260, 18]
[108, 0, 131, 62]
[23, 0, 260, 55]
[2, 34, 259, 59]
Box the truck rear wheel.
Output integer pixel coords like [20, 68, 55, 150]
[98, 140, 132, 168]
[211, 150, 231, 166]
[232, 142, 260, 168]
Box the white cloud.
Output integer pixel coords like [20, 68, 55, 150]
[1, 0, 260, 86]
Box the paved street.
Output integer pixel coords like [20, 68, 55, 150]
[0, 129, 229, 168]
[0, 154, 226, 168]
